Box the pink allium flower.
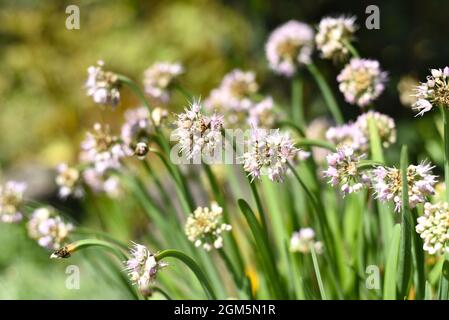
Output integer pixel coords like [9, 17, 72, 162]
[143, 62, 183, 103]
[85, 60, 120, 108]
[413, 67, 449, 116]
[0, 181, 27, 223]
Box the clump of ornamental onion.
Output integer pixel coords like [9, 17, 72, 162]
[27, 207, 74, 250]
[0, 181, 27, 223]
[242, 128, 299, 182]
[85, 60, 120, 108]
[265, 20, 314, 77]
[143, 62, 183, 104]
[413, 67, 449, 116]
[416, 202, 449, 255]
[323, 146, 369, 194]
[184, 202, 232, 251]
[372, 162, 437, 212]
[337, 58, 388, 107]
[125, 243, 168, 296]
[315, 16, 357, 61]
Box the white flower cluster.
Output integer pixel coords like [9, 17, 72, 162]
[125, 243, 168, 296]
[27, 207, 74, 250]
[85, 60, 120, 108]
[243, 129, 298, 182]
[315, 16, 357, 61]
[337, 58, 388, 107]
[0, 181, 27, 223]
[184, 202, 231, 251]
[265, 20, 314, 77]
[55, 163, 83, 199]
[323, 146, 368, 195]
[372, 162, 437, 212]
[414, 67, 449, 116]
[173, 102, 224, 159]
[416, 202, 449, 255]
[205, 69, 276, 128]
[143, 62, 183, 103]
[290, 228, 323, 254]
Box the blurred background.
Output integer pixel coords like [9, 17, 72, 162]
[0, 0, 448, 298]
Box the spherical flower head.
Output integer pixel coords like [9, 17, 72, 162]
[413, 67, 449, 116]
[0, 181, 27, 223]
[243, 129, 298, 182]
[184, 202, 232, 251]
[323, 146, 368, 194]
[337, 58, 388, 107]
[416, 202, 449, 255]
[265, 20, 314, 77]
[125, 243, 168, 296]
[80, 123, 132, 174]
[55, 163, 83, 199]
[326, 123, 368, 153]
[173, 101, 224, 160]
[143, 62, 183, 104]
[355, 111, 396, 148]
[120, 107, 153, 147]
[290, 228, 323, 254]
[372, 162, 437, 212]
[85, 60, 120, 108]
[315, 16, 357, 61]
[27, 207, 74, 250]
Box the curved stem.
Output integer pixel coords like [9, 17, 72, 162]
[295, 139, 336, 152]
[156, 249, 217, 299]
[307, 63, 344, 125]
[117, 75, 153, 113]
[342, 39, 360, 58]
[73, 228, 129, 251]
[50, 239, 128, 261]
[152, 286, 172, 300]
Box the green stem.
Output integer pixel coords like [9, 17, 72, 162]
[307, 63, 344, 125]
[295, 139, 336, 152]
[247, 178, 269, 239]
[441, 107, 449, 299]
[156, 249, 217, 299]
[311, 246, 327, 300]
[398, 145, 412, 299]
[117, 74, 153, 115]
[50, 239, 127, 261]
[292, 76, 305, 129]
[342, 39, 360, 58]
[153, 287, 172, 300]
[73, 228, 129, 251]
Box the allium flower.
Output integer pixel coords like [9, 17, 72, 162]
[55, 163, 83, 199]
[416, 202, 449, 255]
[80, 123, 132, 174]
[413, 67, 449, 116]
[173, 102, 224, 159]
[372, 162, 437, 212]
[0, 181, 27, 223]
[82, 168, 122, 198]
[85, 60, 120, 108]
[337, 58, 388, 107]
[121, 107, 153, 147]
[323, 146, 368, 194]
[143, 62, 183, 103]
[248, 96, 276, 128]
[326, 123, 368, 153]
[315, 16, 357, 61]
[265, 20, 314, 77]
[185, 202, 232, 251]
[243, 129, 298, 182]
[27, 207, 73, 250]
[290, 228, 323, 254]
[355, 111, 396, 148]
[125, 243, 168, 296]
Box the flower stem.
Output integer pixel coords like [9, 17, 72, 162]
[311, 246, 327, 300]
[50, 239, 127, 261]
[307, 63, 344, 125]
[440, 107, 449, 299]
[342, 39, 360, 58]
[156, 249, 217, 299]
[292, 75, 305, 129]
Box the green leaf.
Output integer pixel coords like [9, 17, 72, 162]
[397, 145, 412, 299]
[383, 224, 401, 299]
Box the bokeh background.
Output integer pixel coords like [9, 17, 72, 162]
[0, 0, 448, 299]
